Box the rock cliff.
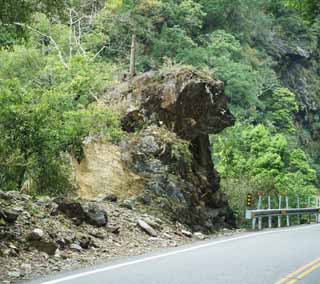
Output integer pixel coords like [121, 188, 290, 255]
[265, 26, 320, 177]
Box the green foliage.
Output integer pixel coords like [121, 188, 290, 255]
[213, 124, 317, 222]
[151, 26, 196, 62]
[284, 0, 320, 22]
[0, 0, 66, 47]
[171, 142, 193, 170]
[0, 44, 122, 194]
[260, 88, 299, 132]
[181, 30, 262, 113]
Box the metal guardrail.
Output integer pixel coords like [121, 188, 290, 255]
[245, 195, 320, 230]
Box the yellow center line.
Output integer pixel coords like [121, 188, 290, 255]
[286, 262, 320, 284]
[276, 257, 320, 284]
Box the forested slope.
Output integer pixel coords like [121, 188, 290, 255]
[0, 0, 319, 222]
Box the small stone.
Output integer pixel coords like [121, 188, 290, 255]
[8, 271, 21, 278]
[28, 228, 44, 241]
[148, 237, 162, 241]
[89, 231, 105, 239]
[181, 230, 192, 238]
[144, 218, 162, 230]
[137, 219, 157, 237]
[163, 233, 172, 239]
[70, 243, 83, 252]
[39, 252, 50, 260]
[28, 240, 58, 256]
[119, 201, 134, 210]
[20, 263, 32, 275]
[193, 232, 206, 240]
[135, 195, 151, 205]
[56, 238, 67, 249]
[0, 218, 6, 226]
[107, 226, 120, 235]
[103, 194, 118, 203]
[54, 249, 61, 258]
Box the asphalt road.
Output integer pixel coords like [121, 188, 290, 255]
[26, 224, 320, 284]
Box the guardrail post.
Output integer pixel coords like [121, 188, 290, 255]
[317, 197, 320, 223]
[308, 197, 311, 223]
[286, 196, 290, 227]
[268, 195, 272, 228]
[297, 196, 300, 225]
[278, 196, 282, 228]
[258, 194, 262, 230]
[252, 217, 256, 230]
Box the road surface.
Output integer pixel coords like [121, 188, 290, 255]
[26, 224, 320, 284]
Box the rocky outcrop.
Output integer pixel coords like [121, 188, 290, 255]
[71, 142, 144, 200]
[73, 68, 235, 232]
[108, 68, 235, 139]
[105, 69, 235, 231]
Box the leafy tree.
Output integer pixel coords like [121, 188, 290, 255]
[284, 0, 320, 22]
[0, 0, 66, 46]
[181, 30, 261, 114]
[213, 123, 317, 222]
[259, 88, 299, 133]
[0, 42, 122, 194]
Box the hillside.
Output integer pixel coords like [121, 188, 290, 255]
[0, 0, 319, 282]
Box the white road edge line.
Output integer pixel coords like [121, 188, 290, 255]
[37, 224, 320, 284]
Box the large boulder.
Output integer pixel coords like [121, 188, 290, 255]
[83, 205, 108, 227]
[109, 68, 235, 139]
[74, 68, 236, 231]
[55, 199, 108, 227]
[0, 208, 19, 224]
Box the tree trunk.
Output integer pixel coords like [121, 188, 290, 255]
[129, 33, 136, 78]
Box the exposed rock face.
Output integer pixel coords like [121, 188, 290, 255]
[266, 32, 320, 174]
[75, 68, 236, 231]
[109, 69, 235, 139]
[71, 141, 144, 200]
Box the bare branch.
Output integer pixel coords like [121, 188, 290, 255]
[73, 26, 86, 55]
[69, 9, 73, 60]
[93, 46, 107, 60]
[14, 22, 69, 69]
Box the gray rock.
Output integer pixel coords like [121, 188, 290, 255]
[103, 194, 118, 203]
[8, 271, 21, 278]
[181, 230, 192, 238]
[28, 229, 44, 241]
[193, 232, 206, 240]
[56, 199, 108, 227]
[28, 240, 58, 256]
[120, 201, 134, 210]
[144, 218, 162, 230]
[137, 219, 157, 237]
[140, 135, 160, 155]
[55, 199, 86, 224]
[0, 208, 19, 223]
[20, 263, 32, 275]
[70, 243, 83, 252]
[84, 206, 108, 227]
